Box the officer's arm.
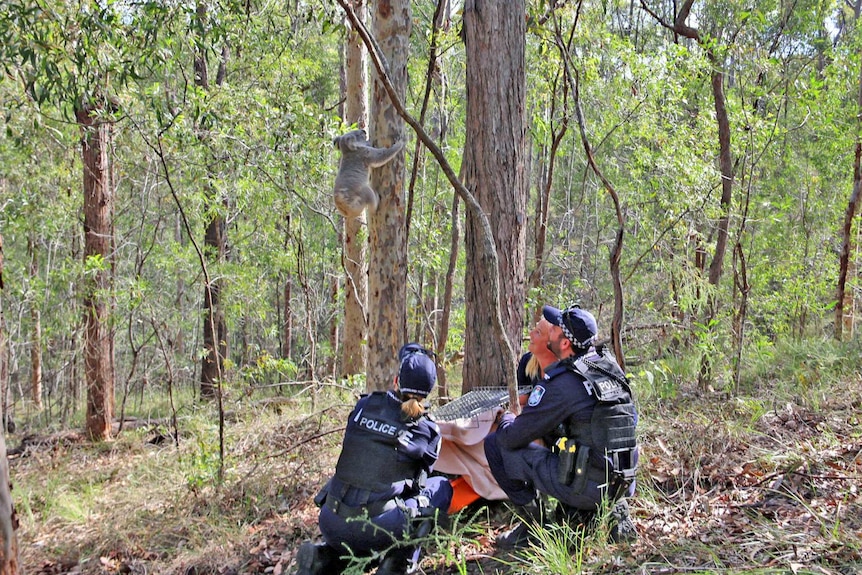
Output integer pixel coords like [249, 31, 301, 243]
[494, 391, 569, 450]
[396, 419, 441, 468]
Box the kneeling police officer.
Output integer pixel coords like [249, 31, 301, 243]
[484, 304, 639, 548]
[295, 343, 453, 575]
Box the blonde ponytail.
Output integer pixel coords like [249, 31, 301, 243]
[525, 354, 543, 380]
[400, 393, 427, 420]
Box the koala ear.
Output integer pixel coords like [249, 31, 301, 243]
[333, 136, 341, 147]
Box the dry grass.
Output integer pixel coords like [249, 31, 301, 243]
[10, 371, 862, 575]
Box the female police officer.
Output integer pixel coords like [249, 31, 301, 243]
[295, 343, 452, 575]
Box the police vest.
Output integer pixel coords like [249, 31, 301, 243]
[547, 349, 638, 485]
[334, 392, 423, 493]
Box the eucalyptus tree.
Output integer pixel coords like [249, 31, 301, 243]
[0, 0, 165, 438]
[0, 424, 19, 575]
[192, 2, 229, 400]
[365, 0, 411, 389]
[461, 0, 528, 392]
[0, 247, 15, 573]
[638, 0, 736, 387]
[404, 0, 463, 396]
[339, 0, 370, 378]
[835, 0, 862, 340]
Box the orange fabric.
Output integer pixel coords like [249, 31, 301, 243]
[448, 476, 482, 513]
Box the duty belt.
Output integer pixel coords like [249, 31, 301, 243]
[324, 496, 400, 519]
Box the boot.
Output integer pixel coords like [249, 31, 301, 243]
[375, 547, 417, 575]
[496, 500, 545, 549]
[294, 541, 341, 575]
[608, 498, 637, 543]
[555, 502, 596, 533]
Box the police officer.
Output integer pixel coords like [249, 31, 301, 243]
[295, 343, 453, 575]
[484, 304, 638, 548]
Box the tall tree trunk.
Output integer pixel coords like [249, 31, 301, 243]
[696, 59, 734, 389]
[282, 215, 294, 361]
[0, 234, 9, 433]
[196, 5, 229, 399]
[836, 51, 862, 340]
[643, 0, 735, 387]
[706, 64, 734, 290]
[200, 214, 227, 398]
[282, 275, 292, 360]
[27, 236, 42, 410]
[77, 102, 115, 440]
[461, 0, 527, 391]
[528, 76, 568, 316]
[367, 0, 410, 390]
[174, 214, 185, 356]
[0, 429, 19, 575]
[732, 241, 750, 391]
[340, 0, 369, 378]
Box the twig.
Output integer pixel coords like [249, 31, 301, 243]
[266, 426, 346, 460]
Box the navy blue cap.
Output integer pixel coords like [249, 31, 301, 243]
[398, 343, 437, 397]
[542, 304, 597, 349]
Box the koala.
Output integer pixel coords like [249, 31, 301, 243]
[333, 128, 404, 218]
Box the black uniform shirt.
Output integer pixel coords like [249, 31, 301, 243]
[495, 361, 596, 450]
[329, 390, 442, 503]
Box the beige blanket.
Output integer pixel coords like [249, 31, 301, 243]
[435, 407, 507, 501]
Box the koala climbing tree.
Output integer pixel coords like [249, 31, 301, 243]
[332, 128, 404, 218]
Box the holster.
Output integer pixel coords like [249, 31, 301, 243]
[570, 445, 591, 494]
[313, 480, 330, 507]
[557, 446, 576, 485]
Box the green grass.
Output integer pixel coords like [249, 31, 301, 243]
[9, 336, 862, 574]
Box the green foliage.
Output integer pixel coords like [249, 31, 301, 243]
[742, 336, 862, 395]
[0, 0, 860, 445]
[637, 359, 683, 402]
[184, 434, 222, 493]
[240, 352, 299, 387]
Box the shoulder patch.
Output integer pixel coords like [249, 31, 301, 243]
[527, 385, 546, 407]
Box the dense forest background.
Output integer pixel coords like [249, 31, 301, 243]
[2, 0, 860, 424]
[0, 0, 861, 573]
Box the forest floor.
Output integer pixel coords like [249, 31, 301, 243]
[10, 377, 862, 575]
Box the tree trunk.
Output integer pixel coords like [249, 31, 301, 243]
[732, 241, 750, 391]
[461, 0, 527, 391]
[0, 430, 20, 575]
[340, 0, 369, 378]
[528, 78, 567, 304]
[196, 5, 229, 399]
[28, 236, 42, 410]
[706, 64, 734, 290]
[0, 233, 16, 574]
[200, 214, 227, 398]
[0, 234, 9, 433]
[77, 103, 115, 441]
[645, 0, 735, 387]
[281, 275, 292, 360]
[366, 0, 410, 390]
[835, 54, 862, 340]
